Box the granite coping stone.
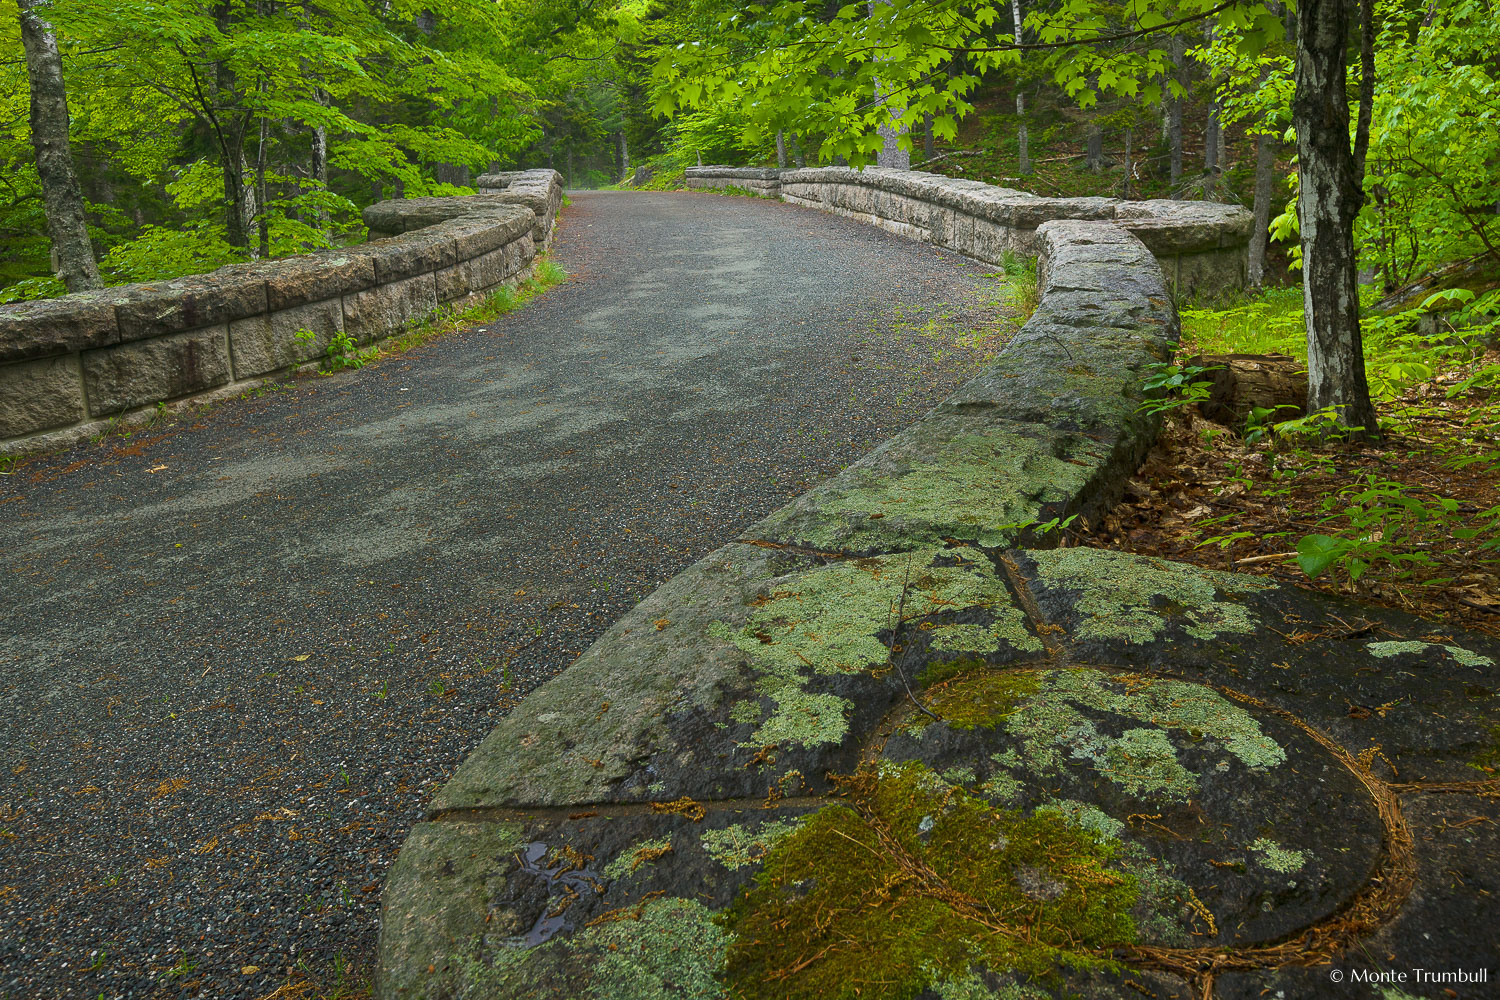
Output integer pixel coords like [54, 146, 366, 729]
[0, 291, 120, 365]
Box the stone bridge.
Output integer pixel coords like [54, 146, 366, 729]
[0, 169, 1494, 1000]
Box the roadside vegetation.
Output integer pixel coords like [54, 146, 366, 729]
[1089, 288, 1500, 636]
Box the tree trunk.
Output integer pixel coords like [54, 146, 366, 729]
[1011, 0, 1030, 175]
[16, 0, 101, 292]
[869, 0, 910, 168]
[1086, 125, 1104, 172]
[923, 115, 935, 161]
[1121, 126, 1133, 199]
[1204, 108, 1219, 201]
[776, 130, 787, 168]
[618, 131, 629, 184]
[1293, 0, 1379, 433]
[1168, 36, 1185, 188]
[1216, 109, 1228, 175]
[255, 108, 270, 259]
[310, 110, 329, 233]
[793, 135, 805, 168]
[1248, 132, 1277, 285]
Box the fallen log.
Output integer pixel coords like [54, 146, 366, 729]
[1189, 353, 1308, 428]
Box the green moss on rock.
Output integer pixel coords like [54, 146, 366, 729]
[908, 669, 1041, 734]
[720, 762, 1141, 1000]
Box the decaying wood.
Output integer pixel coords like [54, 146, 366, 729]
[1190, 353, 1309, 428]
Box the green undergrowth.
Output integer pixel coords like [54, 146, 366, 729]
[1179, 283, 1499, 405]
[720, 761, 1139, 1000]
[1147, 282, 1500, 596]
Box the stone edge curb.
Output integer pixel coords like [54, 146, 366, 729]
[0, 169, 563, 459]
[372, 182, 1184, 997]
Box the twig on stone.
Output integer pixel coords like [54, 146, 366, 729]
[887, 554, 939, 722]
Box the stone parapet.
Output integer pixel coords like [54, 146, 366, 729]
[683, 165, 783, 198]
[684, 165, 1252, 296]
[474, 169, 565, 249]
[0, 168, 561, 457]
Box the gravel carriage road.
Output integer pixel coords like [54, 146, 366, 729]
[0, 191, 1011, 999]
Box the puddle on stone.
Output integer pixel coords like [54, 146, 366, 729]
[505, 841, 605, 947]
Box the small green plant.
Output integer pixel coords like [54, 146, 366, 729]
[1241, 404, 1302, 445]
[997, 250, 1040, 319]
[1270, 405, 1364, 443]
[373, 680, 388, 701]
[1137, 361, 1222, 415]
[162, 954, 198, 979]
[1293, 473, 1499, 583]
[323, 330, 367, 371]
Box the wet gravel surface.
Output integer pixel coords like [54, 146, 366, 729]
[0, 191, 1011, 998]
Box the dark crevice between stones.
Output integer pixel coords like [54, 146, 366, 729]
[427, 794, 832, 826]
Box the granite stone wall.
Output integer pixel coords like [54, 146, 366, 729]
[686, 164, 1252, 297]
[681, 165, 783, 198]
[0, 169, 563, 458]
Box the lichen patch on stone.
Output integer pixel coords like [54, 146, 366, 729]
[602, 835, 673, 881]
[456, 897, 730, 999]
[797, 430, 1103, 550]
[1028, 547, 1271, 644]
[917, 668, 1287, 802]
[701, 819, 804, 871]
[1249, 838, 1307, 874]
[710, 548, 1039, 749]
[1366, 640, 1494, 668]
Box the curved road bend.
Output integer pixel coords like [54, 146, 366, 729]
[0, 191, 1009, 998]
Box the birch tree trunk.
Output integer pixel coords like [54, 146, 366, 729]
[1248, 132, 1277, 286]
[1168, 36, 1185, 188]
[1011, 0, 1030, 175]
[1293, 0, 1378, 433]
[776, 130, 787, 168]
[618, 132, 629, 184]
[870, 0, 910, 168]
[16, 0, 101, 292]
